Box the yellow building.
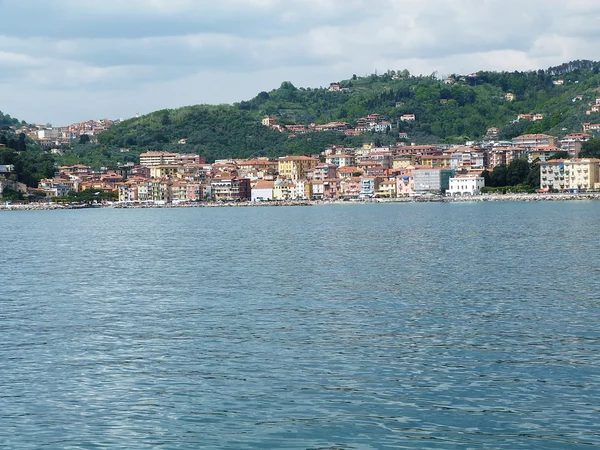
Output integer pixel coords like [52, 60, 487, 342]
[278, 156, 319, 181]
[564, 159, 600, 191]
[420, 155, 452, 168]
[273, 179, 292, 200]
[376, 180, 397, 197]
[392, 155, 417, 170]
[150, 165, 179, 179]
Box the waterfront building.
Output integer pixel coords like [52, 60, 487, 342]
[186, 183, 202, 202]
[413, 169, 454, 194]
[118, 183, 138, 202]
[171, 181, 189, 202]
[310, 180, 324, 200]
[273, 179, 293, 200]
[359, 177, 379, 198]
[447, 176, 485, 196]
[312, 164, 338, 181]
[340, 177, 361, 198]
[291, 179, 308, 200]
[563, 159, 600, 191]
[251, 180, 274, 202]
[396, 175, 415, 197]
[376, 179, 397, 197]
[211, 177, 251, 201]
[539, 159, 565, 191]
[323, 178, 342, 199]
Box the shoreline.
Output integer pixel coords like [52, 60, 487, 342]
[3, 192, 600, 211]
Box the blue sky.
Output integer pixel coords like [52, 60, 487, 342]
[1, 0, 599, 125]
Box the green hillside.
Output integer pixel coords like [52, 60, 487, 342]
[0, 125, 54, 188]
[94, 60, 600, 163]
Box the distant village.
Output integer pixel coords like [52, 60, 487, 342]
[8, 118, 121, 151]
[2, 96, 600, 203]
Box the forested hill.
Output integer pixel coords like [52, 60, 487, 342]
[1, 116, 54, 188]
[97, 60, 600, 161]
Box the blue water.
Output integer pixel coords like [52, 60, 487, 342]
[1, 202, 600, 449]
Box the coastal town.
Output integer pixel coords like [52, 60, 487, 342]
[3, 94, 600, 205]
[1, 131, 599, 205]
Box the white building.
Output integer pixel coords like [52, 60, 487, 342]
[292, 180, 308, 200]
[37, 128, 60, 140]
[447, 176, 485, 196]
[325, 154, 355, 168]
[139, 152, 178, 167]
[251, 180, 274, 202]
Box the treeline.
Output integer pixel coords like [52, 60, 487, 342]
[481, 158, 540, 192]
[0, 129, 55, 187]
[0, 111, 27, 128]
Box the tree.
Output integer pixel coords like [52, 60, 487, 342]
[481, 169, 491, 187]
[1, 188, 23, 202]
[580, 138, 600, 158]
[490, 164, 507, 187]
[527, 161, 540, 188]
[79, 134, 90, 144]
[506, 158, 530, 186]
[17, 133, 26, 152]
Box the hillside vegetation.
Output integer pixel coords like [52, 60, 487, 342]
[0, 128, 55, 187]
[94, 60, 600, 162]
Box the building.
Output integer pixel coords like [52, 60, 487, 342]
[539, 159, 565, 191]
[325, 154, 355, 168]
[400, 114, 416, 122]
[262, 117, 277, 126]
[278, 156, 319, 181]
[560, 133, 591, 158]
[413, 169, 454, 194]
[37, 129, 60, 140]
[512, 134, 556, 148]
[447, 176, 485, 196]
[563, 159, 600, 191]
[396, 175, 415, 197]
[486, 147, 526, 169]
[140, 152, 178, 167]
[211, 177, 251, 201]
[251, 180, 274, 202]
[421, 155, 452, 168]
[312, 164, 338, 181]
[359, 177, 379, 198]
[486, 127, 500, 139]
[583, 123, 600, 132]
[150, 165, 179, 179]
[376, 179, 397, 198]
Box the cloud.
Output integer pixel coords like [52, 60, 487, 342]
[1, 0, 600, 124]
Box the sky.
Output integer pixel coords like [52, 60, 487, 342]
[1, 0, 600, 126]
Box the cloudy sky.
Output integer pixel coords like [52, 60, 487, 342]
[1, 0, 599, 125]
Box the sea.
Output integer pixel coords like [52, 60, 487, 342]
[1, 201, 600, 449]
